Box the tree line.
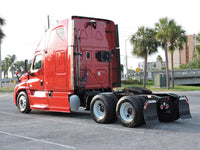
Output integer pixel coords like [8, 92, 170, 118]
[130, 17, 200, 89]
[0, 17, 30, 79]
[1, 54, 31, 78]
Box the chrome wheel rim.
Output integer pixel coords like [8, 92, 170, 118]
[93, 100, 105, 120]
[120, 102, 135, 122]
[18, 95, 26, 112]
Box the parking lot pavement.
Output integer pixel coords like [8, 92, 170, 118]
[0, 91, 200, 150]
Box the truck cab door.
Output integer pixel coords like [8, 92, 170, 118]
[44, 23, 70, 112]
[27, 53, 48, 110]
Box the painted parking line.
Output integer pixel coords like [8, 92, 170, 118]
[1, 111, 199, 136]
[0, 130, 76, 149]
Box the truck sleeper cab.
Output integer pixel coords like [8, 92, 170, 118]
[14, 16, 191, 128]
[14, 16, 120, 112]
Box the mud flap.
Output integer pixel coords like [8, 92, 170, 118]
[179, 96, 192, 119]
[143, 100, 159, 126]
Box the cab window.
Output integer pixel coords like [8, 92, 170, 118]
[32, 55, 43, 70]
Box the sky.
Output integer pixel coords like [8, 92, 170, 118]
[1, 0, 200, 70]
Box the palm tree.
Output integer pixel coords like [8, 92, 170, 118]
[7, 54, 17, 78]
[2, 57, 10, 78]
[13, 60, 24, 76]
[155, 17, 173, 90]
[155, 18, 187, 89]
[157, 55, 163, 62]
[168, 22, 187, 88]
[2, 54, 17, 78]
[0, 17, 5, 87]
[157, 55, 163, 70]
[0, 17, 5, 40]
[130, 26, 159, 88]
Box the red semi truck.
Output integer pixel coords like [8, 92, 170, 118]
[14, 16, 191, 127]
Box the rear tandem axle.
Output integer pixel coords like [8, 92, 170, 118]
[89, 87, 192, 128]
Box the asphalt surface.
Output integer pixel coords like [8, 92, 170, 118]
[0, 91, 200, 150]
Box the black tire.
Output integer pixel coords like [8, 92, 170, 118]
[134, 96, 146, 125]
[17, 91, 31, 113]
[90, 93, 118, 124]
[116, 96, 144, 128]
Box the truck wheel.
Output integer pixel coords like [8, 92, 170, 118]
[17, 91, 31, 113]
[90, 94, 117, 124]
[116, 96, 144, 127]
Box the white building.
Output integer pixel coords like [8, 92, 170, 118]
[138, 61, 166, 71]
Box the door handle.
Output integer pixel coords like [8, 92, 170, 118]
[40, 80, 43, 86]
[48, 90, 53, 98]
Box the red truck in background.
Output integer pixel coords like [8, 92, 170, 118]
[14, 16, 191, 127]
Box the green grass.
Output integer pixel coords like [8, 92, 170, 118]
[120, 78, 200, 91]
[0, 87, 14, 92]
[120, 83, 200, 92]
[156, 85, 200, 91]
[1, 82, 199, 93]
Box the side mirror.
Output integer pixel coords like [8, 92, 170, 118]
[25, 59, 28, 72]
[16, 71, 20, 82]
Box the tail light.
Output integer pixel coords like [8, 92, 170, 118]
[160, 105, 164, 110]
[166, 104, 169, 109]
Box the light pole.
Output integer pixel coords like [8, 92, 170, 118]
[47, 15, 50, 29]
[125, 38, 129, 79]
[0, 40, 2, 87]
